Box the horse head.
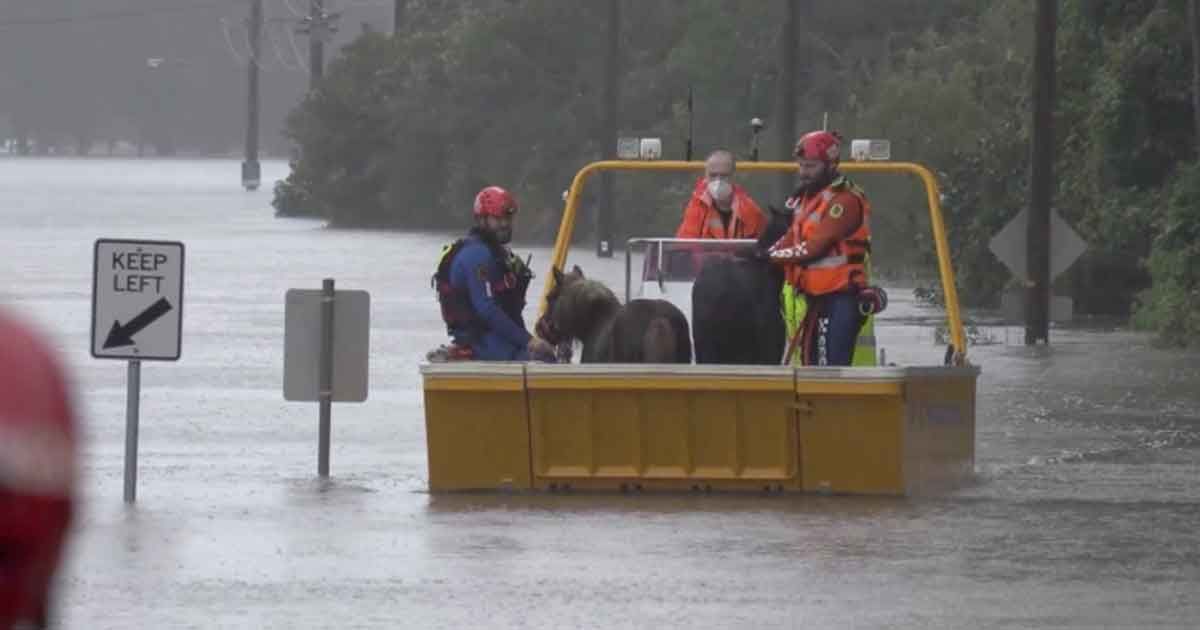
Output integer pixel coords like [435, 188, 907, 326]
[537, 265, 619, 344]
[534, 265, 582, 345]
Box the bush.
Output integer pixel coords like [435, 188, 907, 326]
[271, 164, 321, 218]
[1133, 161, 1200, 347]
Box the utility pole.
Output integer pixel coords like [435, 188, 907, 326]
[394, 0, 405, 36]
[1190, 0, 1200, 153]
[309, 0, 325, 87]
[242, 0, 263, 191]
[596, 0, 619, 258]
[1026, 0, 1056, 345]
[776, 0, 798, 202]
[298, 1, 337, 89]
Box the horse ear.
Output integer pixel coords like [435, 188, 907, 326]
[552, 266, 564, 285]
[571, 264, 584, 278]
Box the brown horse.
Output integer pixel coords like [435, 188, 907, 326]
[537, 265, 692, 363]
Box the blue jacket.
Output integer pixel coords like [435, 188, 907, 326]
[448, 235, 532, 360]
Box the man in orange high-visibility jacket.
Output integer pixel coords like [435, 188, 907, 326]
[768, 131, 880, 366]
[676, 149, 767, 240]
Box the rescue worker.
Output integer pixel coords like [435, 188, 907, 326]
[432, 186, 556, 361]
[675, 149, 767, 240]
[0, 308, 78, 628]
[767, 131, 886, 366]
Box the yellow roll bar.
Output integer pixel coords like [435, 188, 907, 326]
[539, 160, 967, 361]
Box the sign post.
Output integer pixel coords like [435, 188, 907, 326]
[284, 280, 370, 477]
[124, 359, 141, 502]
[318, 278, 334, 477]
[988, 209, 1086, 329]
[91, 238, 185, 503]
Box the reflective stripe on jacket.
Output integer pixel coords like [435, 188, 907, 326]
[789, 177, 872, 295]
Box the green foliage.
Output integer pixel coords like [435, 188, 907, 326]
[853, 0, 1034, 300]
[1133, 160, 1200, 347]
[273, 31, 453, 226]
[275, 0, 1200, 338]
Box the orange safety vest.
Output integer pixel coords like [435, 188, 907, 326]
[785, 176, 872, 296]
[676, 180, 766, 240]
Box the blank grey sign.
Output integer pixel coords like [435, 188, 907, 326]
[283, 289, 370, 402]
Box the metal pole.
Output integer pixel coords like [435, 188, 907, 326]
[775, 0, 798, 202]
[1190, 0, 1200, 154]
[596, 0, 619, 258]
[393, 0, 405, 36]
[318, 278, 334, 477]
[123, 359, 141, 503]
[686, 84, 694, 161]
[751, 119, 763, 162]
[1026, 0, 1055, 345]
[309, 0, 325, 88]
[242, 0, 263, 191]
[625, 243, 632, 303]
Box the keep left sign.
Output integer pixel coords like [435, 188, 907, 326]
[91, 239, 185, 361]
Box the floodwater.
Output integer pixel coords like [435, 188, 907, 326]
[2, 158, 1198, 629]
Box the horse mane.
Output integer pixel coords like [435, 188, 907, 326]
[551, 274, 620, 339]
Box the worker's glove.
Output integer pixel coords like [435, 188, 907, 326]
[857, 286, 889, 316]
[555, 342, 574, 363]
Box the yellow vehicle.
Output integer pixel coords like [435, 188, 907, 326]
[421, 158, 977, 496]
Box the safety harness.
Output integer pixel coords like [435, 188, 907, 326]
[431, 231, 533, 340]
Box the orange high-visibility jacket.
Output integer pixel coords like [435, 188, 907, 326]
[768, 175, 872, 295]
[675, 178, 767, 240]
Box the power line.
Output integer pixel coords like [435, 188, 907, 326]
[219, 16, 250, 66]
[0, 1, 248, 30]
[266, 20, 305, 72]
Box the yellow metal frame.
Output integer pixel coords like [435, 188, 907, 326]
[539, 160, 967, 360]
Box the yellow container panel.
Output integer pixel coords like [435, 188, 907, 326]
[588, 390, 643, 477]
[736, 392, 799, 480]
[797, 395, 906, 495]
[421, 364, 532, 491]
[529, 389, 593, 478]
[639, 391, 691, 478]
[688, 391, 741, 478]
[526, 366, 797, 489]
[903, 367, 979, 494]
[420, 363, 978, 496]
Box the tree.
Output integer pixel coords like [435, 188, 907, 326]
[268, 0, 1200, 340]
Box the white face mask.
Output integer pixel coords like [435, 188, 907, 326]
[706, 178, 733, 205]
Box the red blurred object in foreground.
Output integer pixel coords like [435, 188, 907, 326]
[0, 308, 78, 628]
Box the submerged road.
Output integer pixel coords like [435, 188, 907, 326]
[2, 158, 1197, 629]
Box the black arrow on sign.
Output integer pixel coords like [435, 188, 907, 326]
[103, 297, 173, 349]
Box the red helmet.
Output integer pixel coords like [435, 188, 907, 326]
[0, 310, 76, 627]
[473, 186, 518, 218]
[794, 130, 843, 163]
